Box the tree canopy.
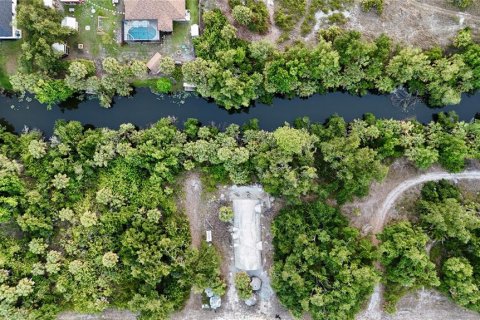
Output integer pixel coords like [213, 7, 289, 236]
[271, 201, 379, 320]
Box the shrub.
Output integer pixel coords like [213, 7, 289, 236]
[361, 0, 384, 14]
[451, 0, 473, 9]
[219, 206, 234, 222]
[156, 78, 172, 93]
[234, 272, 252, 300]
[230, 0, 269, 33]
[328, 13, 348, 25]
[232, 5, 253, 25]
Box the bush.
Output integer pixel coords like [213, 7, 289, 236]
[420, 180, 461, 202]
[156, 78, 172, 93]
[159, 57, 176, 76]
[232, 5, 253, 25]
[234, 272, 253, 300]
[219, 206, 234, 222]
[230, 0, 269, 33]
[451, 0, 473, 9]
[328, 13, 348, 25]
[361, 0, 384, 14]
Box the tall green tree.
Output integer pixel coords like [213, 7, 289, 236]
[271, 201, 379, 320]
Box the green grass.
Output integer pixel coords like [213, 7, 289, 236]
[67, 0, 198, 61]
[70, 0, 122, 58]
[0, 40, 21, 90]
[170, 0, 199, 47]
[0, 67, 10, 90]
[132, 78, 158, 90]
[187, 0, 199, 25]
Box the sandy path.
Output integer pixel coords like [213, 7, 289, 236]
[374, 170, 480, 233]
[184, 172, 203, 248]
[356, 169, 480, 320]
[409, 0, 480, 21]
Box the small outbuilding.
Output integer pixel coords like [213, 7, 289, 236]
[146, 52, 162, 74]
[190, 24, 199, 38]
[52, 43, 69, 56]
[61, 17, 79, 31]
[43, 0, 54, 8]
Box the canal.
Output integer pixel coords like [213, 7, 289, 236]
[1, 88, 479, 135]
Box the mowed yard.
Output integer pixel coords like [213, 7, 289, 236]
[68, 0, 198, 62]
[68, 0, 124, 58]
[0, 40, 21, 90]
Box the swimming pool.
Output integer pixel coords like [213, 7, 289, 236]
[124, 20, 159, 41]
[127, 26, 157, 40]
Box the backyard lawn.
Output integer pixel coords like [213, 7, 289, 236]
[68, 0, 198, 62]
[0, 40, 21, 90]
[165, 0, 198, 61]
[70, 0, 123, 58]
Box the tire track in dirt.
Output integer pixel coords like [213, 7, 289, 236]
[374, 170, 480, 233]
[184, 172, 204, 248]
[408, 0, 480, 21]
[357, 169, 480, 320]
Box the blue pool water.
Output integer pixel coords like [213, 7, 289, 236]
[127, 26, 157, 41]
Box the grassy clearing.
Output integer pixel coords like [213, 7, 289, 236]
[0, 40, 21, 90]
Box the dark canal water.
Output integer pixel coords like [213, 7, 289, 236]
[1, 88, 479, 136]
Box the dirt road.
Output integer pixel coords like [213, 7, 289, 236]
[374, 170, 480, 233]
[355, 167, 480, 320]
[183, 172, 204, 248]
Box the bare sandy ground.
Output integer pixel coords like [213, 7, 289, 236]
[344, 159, 480, 237]
[217, 0, 480, 48]
[182, 172, 204, 248]
[346, 0, 480, 48]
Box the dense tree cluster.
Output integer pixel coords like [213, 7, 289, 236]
[8, 0, 76, 107]
[1, 112, 480, 318]
[418, 181, 480, 312]
[378, 221, 440, 311]
[0, 119, 224, 319]
[185, 10, 480, 109]
[181, 111, 480, 203]
[271, 201, 379, 320]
